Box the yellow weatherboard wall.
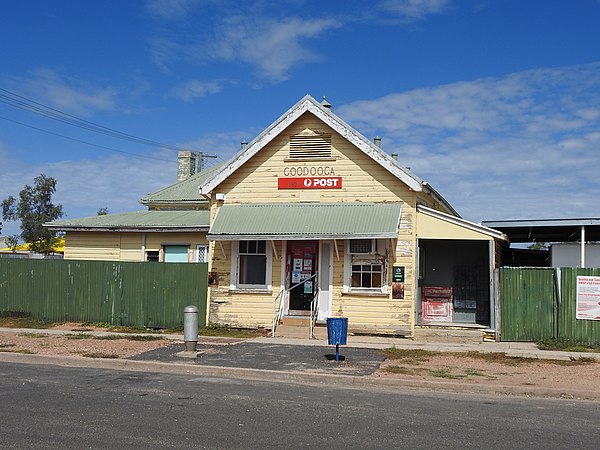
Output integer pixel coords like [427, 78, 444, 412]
[207, 112, 432, 334]
[416, 210, 494, 241]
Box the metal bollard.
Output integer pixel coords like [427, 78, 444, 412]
[183, 305, 199, 352]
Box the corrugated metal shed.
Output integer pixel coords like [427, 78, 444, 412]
[208, 202, 403, 240]
[45, 210, 210, 231]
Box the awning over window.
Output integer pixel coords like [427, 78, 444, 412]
[207, 203, 403, 241]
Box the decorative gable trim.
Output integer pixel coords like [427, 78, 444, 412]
[199, 95, 423, 195]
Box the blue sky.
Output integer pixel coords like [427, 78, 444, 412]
[1, 0, 600, 238]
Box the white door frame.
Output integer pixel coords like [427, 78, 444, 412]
[318, 240, 333, 320]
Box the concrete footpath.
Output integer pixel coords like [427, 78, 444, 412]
[1, 327, 600, 401]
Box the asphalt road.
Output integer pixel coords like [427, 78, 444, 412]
[0, 362, 598, 449]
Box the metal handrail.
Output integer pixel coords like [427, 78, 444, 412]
[271, 273, 317, 337]
[309, 286, 320, 339]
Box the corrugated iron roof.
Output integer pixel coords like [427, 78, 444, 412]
[208, 202, 403, 240]
[45, 210, 210, 231]
[140, 164, 223, 205]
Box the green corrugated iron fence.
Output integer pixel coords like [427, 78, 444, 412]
[499, 268, 556, 341]
[0, 259, 207, 328]
[557, 267, 600, 346]
[499, 267, 600, 345]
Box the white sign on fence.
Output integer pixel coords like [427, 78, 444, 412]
[576, 275, 600, 320]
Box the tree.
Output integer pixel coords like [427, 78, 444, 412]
[5, 235, 19, 253]
[97, 207, 108, 216]
[1, 174, 64, 254]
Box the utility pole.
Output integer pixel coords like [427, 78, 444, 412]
[196, 151, 218, 172]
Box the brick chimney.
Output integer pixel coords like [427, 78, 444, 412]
[177, 151, 197, 182]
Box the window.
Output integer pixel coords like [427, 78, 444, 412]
[146, 250, 159, 262]
[163, 245, 189, 263]
[234, 240, 271, 289]
[196, 245, 208, 263]
[352, 264, 383, 289]
[344, 240, 387, 293]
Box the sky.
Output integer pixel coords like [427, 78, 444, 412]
[1, 0, 600, 239]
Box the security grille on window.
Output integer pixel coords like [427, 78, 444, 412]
[351, 264, 383, 289]
[196, 245, 208, 263]
[238, 240, 267, 286]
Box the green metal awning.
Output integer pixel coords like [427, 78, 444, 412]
[207, 203, 403, 240]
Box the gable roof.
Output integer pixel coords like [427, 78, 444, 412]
[140, 163, 223, 206]
[198, 95, 425, 195]
[45, 210, 210, 232]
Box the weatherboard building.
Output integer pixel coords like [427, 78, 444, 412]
[47, 95, 507, 337]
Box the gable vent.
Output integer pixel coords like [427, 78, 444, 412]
[289, 130, 332, 159]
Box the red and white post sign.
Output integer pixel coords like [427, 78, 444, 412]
[278, 177, 342, 189]
[576, 275, 600, 320]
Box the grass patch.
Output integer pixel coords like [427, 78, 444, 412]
[17, 332, 49, 338]
[80, 352, 119, 359]
[463, 368, 487, 377]
[94, 334, 164, 342]
[65, 333, 94, 340]
[546, 357, 596, 366]
[198, 324, 257, 338]
[81, 322, 112, 328]
[383, 365, 426, 376]
[460, 351, 532, 366]
[429, 367, 466, 379]
[380, 348, 440, 364]
[0, 345, 36, 354]
[537, 337, 600, 353]
[0, 311, 53, 329]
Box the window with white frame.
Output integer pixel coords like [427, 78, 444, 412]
[232, 240, 272, 290]
[345, 239, 387, 292]
[196, 244, 208, 263]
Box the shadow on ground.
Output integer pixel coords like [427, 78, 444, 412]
[130, 342, 385, 376]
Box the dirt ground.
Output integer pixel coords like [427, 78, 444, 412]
[1, 322, 599, 395]
[0, 323, 171, 359]
[375, 351, 600, 394]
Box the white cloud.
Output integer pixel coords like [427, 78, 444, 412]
[209, 17, 341, 81]
[378, 0, 450, 19]
[145, 0, 201, 20]
[4, 69, 116, 116]
[170, 80, 223, 101]
[336, 62, 600, 221]
[150, 15, 341, 83]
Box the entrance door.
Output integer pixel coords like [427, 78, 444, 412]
[287, 241, 318, 311]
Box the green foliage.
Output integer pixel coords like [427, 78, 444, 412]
[1, 174, 63, 253]
[199, 324, 258, 338]
[0, 311, 53, 329]
[5, 235, 19, 252]
[97, 207, 108, 216]
[528, 242, 549, 250]
[537, 337, 600, 352]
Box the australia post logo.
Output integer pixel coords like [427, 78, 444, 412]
[278, 176, 342, 189]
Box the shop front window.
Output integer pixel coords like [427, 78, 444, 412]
[344, 239, 387, 293]
[234, 240, 271, 290]
[351, 264, 383, 289]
